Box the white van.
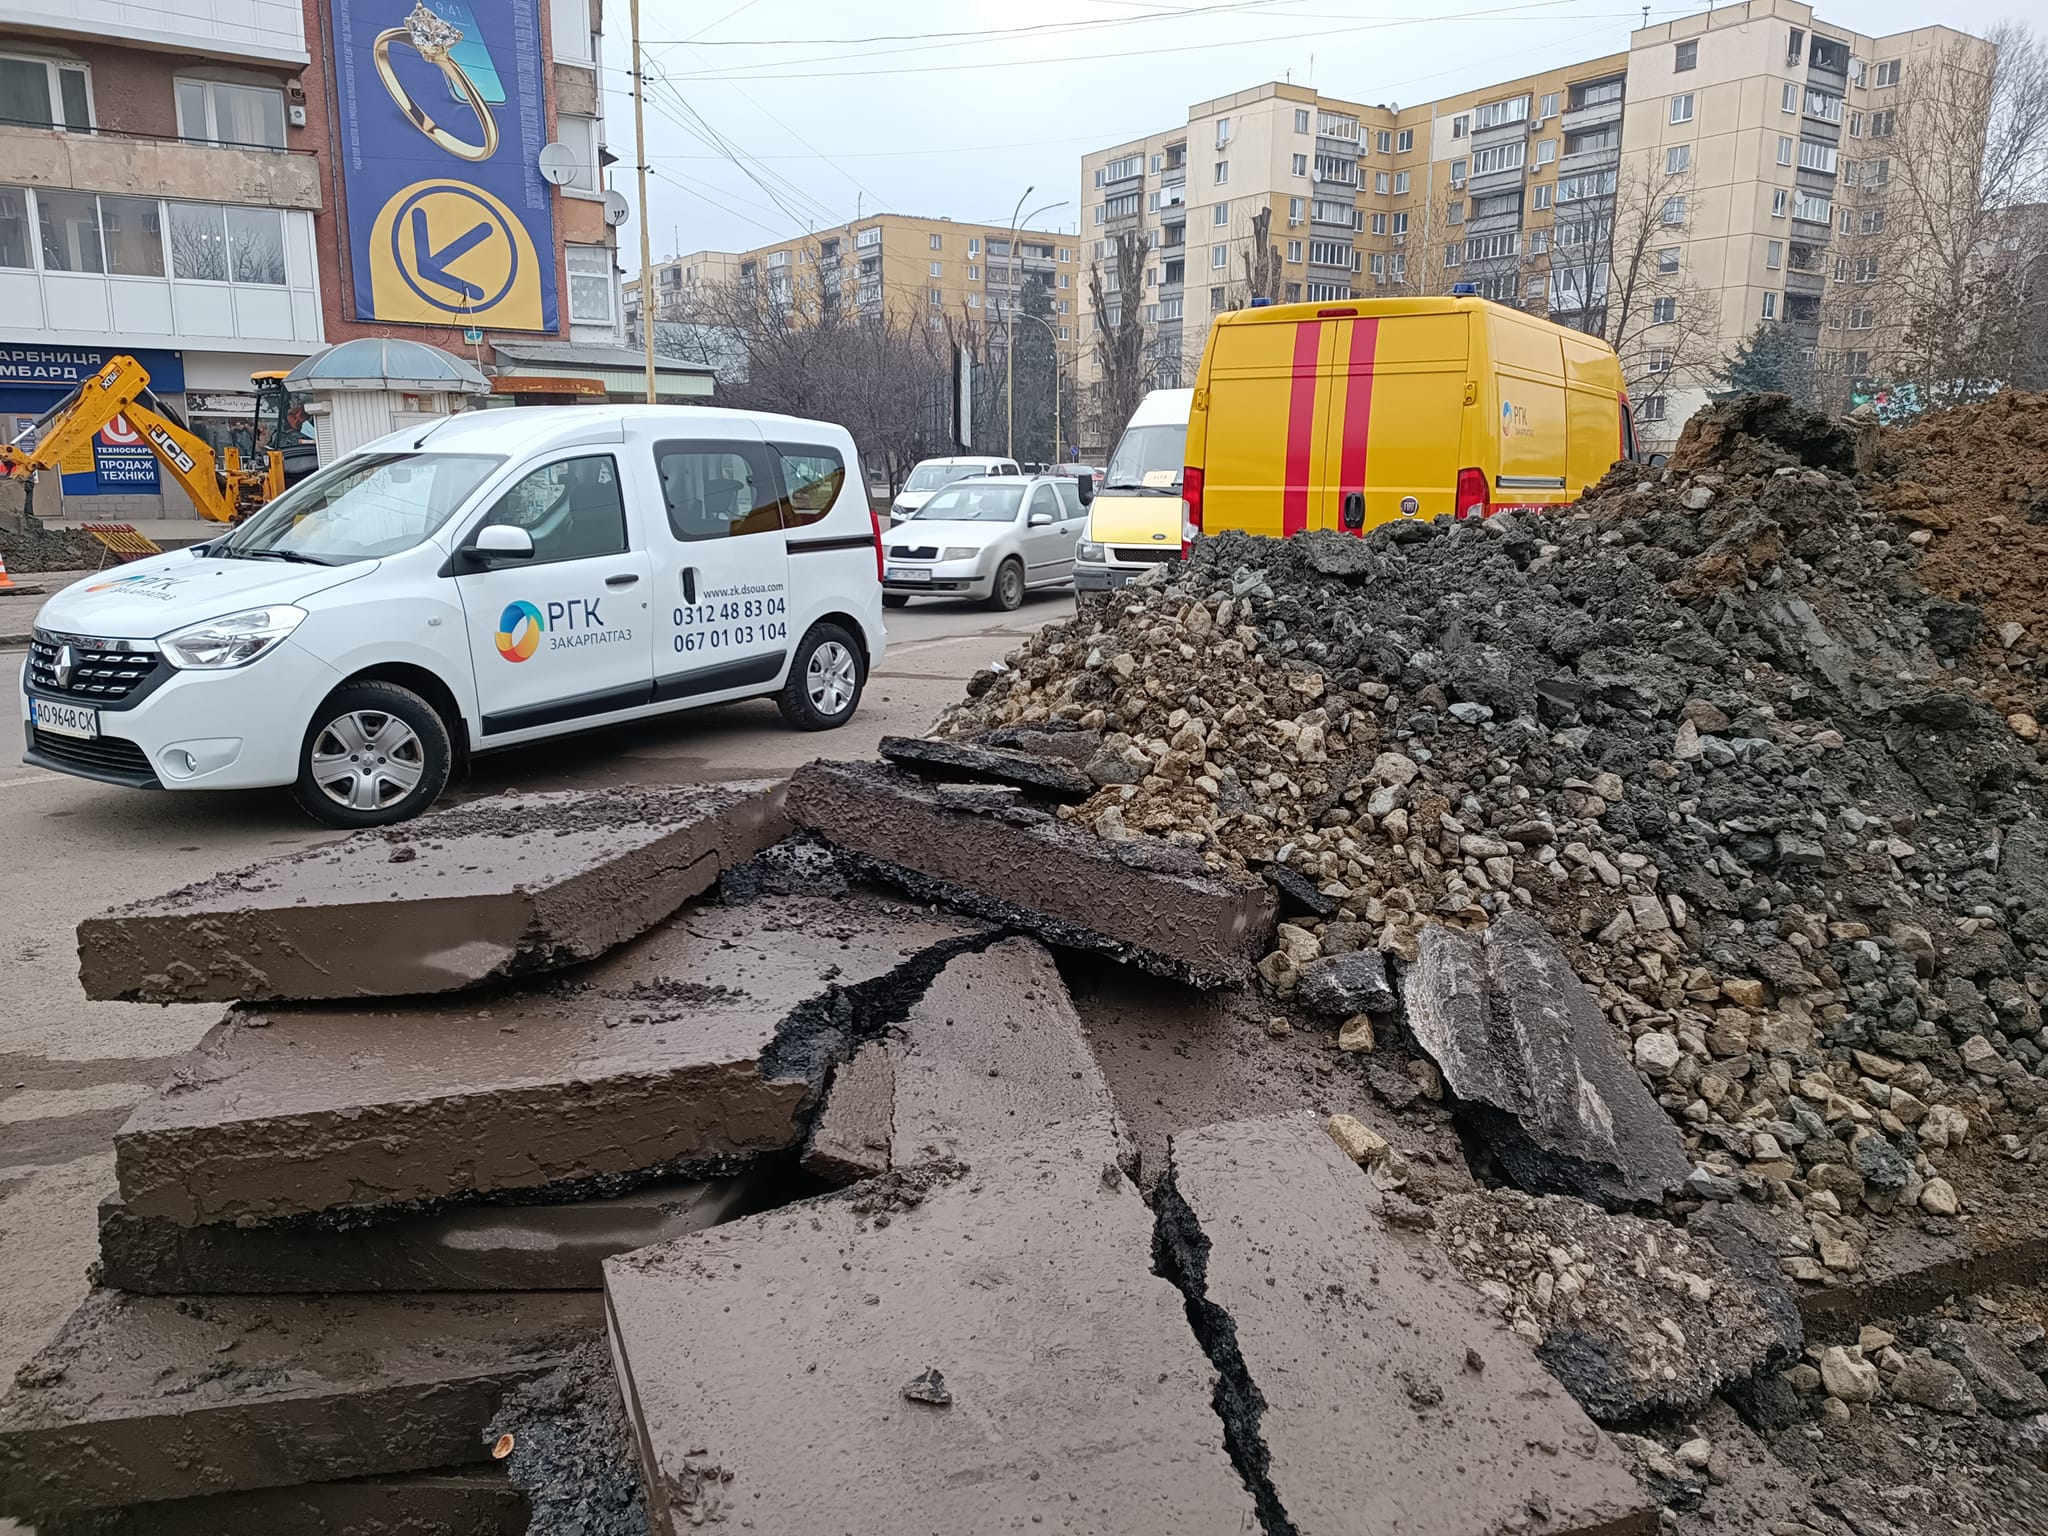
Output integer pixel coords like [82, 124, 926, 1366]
[888, 454, 1021, 523]
[22, 406, 887, 826]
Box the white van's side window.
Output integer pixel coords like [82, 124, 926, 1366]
[655, 441, 788, 542]
[472, 454, 627, 564]
[776, 447, 846, 527]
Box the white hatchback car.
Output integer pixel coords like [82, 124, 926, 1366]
[23, 405, 887, 826]
[881, 475, 1086, 610]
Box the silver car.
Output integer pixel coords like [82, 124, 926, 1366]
[880, 475, 1087, 611]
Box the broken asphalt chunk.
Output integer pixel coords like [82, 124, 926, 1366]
[29, 1469, 526, 1536]
[1401, 913, 1690, 1207]
[113, 893, 989, 1225]
[877, 734, 1094, 799]
[786, 759, 1274, 985]
[1156, 1115, 1655, 1535]
[801, 936, 1123, 1184]
[78, 782, 791, 1004]
[0, 1289, 596, 1517]
[603, 1116, 1256, 1535]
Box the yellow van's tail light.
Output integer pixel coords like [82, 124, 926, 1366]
[1456, 467, 1489, 521]
[1181, 466, 1205, 556]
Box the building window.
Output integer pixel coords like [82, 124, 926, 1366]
[1666, 145, 1691, 175]
[1465, 232, 1520, 262]
[1450, 158, 1467, 187]
[0, 53, 92, 133]
[1661, 196, 1686, 225]
[1870, 110, 1894, 138]
[1675, 39, 1698, 71]
[1105, 154, 1143, 181]
[1861, 209, 1885, 234]
[928, 288, 942, 308]
[1652, 296, 1677, 324]
[1393, 171, 1410, 194]
[855, 227, 880, 249]
[99, 194, 164, 276]
[1640, 395, 1667, 423]
[1213, 116, 1231, 148]
[1396, 129, 1414, 153]
[1376, 129, 1392, 153]
[554, 114, 601, 195]
[1854, 255, 1879, 282]
[1292, 153, 1308, 176]
[1311, 238, 1354, 266]
[1392, 211, 1408, 236]
[927, 260, 942, 277]
[1793, 190, 1832, 223]
[1444, 243, 1461, 267]
[1536, 138, 1556, 165]
[1446, 200, 1465, 225]
[1473, 95, 1529, 130]
[1531, 228, 1549, 253]
[1211, 243, 1227, 269]
[34, 189, 101, 272]
[1557, 168, 1618, 203]
[1771, 188, 1788, 218]
[1150, 154, 1162, 175]
[1215, 160, 1229, 184]
[1788, 27, 1806, 64]
[1211, 286, 1227, 307]
[1782, 81, 1798, 114]
[1372, 212, 1387, 235]
[1848, 110, 1863, 138]
[562, 244, 614, 326]
[1057, 271, 1070, 289]
[967, 293, 979, 309]
[175, 79, 285, 150]
[1658, 247, 1680, 274]
[1875, 59, 1900, 88]
[1286, 239, 1302, 262]
[1369, 252, 1385, 280]
[1761, 291, 1777, 320]
[1670, 93, 1694, 125]
[1849, 304, 1874, 330]
[1776, 136, 1793, 167]
[1868, 158, 1890, 186]
[1540, 92, 1558, 118]
[1288, 196, 1304, 223]
[1804, 89, 1843, 124]
[1766, 239, 1783, 270]
[1294, 108, 1311, 133]
[1533, 184, 1552, 210]
[1452, 114, 1469, 138]
[928, 233, 942, 250]
[1473, 142, 1526, 177]
[1799, 140, 1838, 173]
[1212, 201, 1228, 226]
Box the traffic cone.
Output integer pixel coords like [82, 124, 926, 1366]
[0, 552, 16, 591]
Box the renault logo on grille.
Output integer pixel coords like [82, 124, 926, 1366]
[53, 644, 75, 688]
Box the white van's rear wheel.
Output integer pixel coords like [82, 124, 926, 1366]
[293, 681, 452, 827]
[777, 622, 865, 731]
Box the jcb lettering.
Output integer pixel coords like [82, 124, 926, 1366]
[544, 598, 605, 630]
[146, 426, 195, 474]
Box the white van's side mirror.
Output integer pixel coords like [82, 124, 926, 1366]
[466, 524, 535, 565]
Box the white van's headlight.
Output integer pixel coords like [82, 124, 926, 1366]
[939, 546, 979, 562]
[161, 605, 307, 670]
[1076, 541, 1106, 562]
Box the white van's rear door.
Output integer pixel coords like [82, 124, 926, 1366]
[647, 424, 793, 704]
[455, 450, 654, 739]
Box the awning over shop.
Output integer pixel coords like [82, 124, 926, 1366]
[490, 376, 609, 398]
[488, 340, 716, 400]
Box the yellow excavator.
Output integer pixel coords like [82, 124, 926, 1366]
[0, 354, 309, 523]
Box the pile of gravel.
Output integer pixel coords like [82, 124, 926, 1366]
[940, 393, 2048, 1288]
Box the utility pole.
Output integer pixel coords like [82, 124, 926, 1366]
[1005, 186, 1031, 459]
[631, 0, 655, 404]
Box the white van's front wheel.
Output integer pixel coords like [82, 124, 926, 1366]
[777, 622, 865, 731]
[293, 681, 452, 827]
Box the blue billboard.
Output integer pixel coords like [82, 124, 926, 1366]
[328, 0, 558, 332]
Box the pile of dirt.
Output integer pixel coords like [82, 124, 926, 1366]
[0, 514, 108, 574]
[1877, 390, 2048, 730]
[939, 392, 2048, 1292]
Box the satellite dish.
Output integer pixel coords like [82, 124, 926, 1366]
[537, 142, 578, 186]
[603, 189, 630, 226]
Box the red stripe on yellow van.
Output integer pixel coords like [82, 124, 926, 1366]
[1282, 320, 1323, 535]
[1335, 318, 1379, 533]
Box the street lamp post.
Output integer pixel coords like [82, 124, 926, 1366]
[1005, 308, 1066, 464]
[1003, 190, 1068, 459]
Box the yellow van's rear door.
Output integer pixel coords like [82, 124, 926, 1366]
[1319, 311, 1469, 532]
[1490, 314, 1569, 506]
[1561, 333, 1625, 495]
[1203, 314, 1337, 536]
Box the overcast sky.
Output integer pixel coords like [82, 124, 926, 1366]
[605, 0, 2020, 271]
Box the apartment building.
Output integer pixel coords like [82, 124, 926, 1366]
[627, 213, 1080, 346]
[1, 0, 325, 517]
[1074, 0, 1989, 446]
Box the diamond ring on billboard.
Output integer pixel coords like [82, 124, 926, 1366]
[373, 1, 500, 162]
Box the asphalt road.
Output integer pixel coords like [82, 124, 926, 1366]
[0, 588, 1071, 1401]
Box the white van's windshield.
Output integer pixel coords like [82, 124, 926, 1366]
[904, 462, 984, 493]
[222, 453, 505, 565]
[1103, 424, 1188, 494]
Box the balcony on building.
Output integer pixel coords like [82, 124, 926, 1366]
[1560, 77, 1625, 135]
[1783, 267, 1827, 299]
[1468, 164, 1527, 199]
[0, 0, 309, 64]
[1466, 205, 1524, 237]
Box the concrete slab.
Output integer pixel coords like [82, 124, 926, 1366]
[0, 1289, 597, 1516]
[97, 1175, 768, 1294]
[802, 937, 1122, 1182]
[113, 893, 991, 1225]
[878, 734, 1094, 799]
[78, 782, 791, 1004]
[603, 1116, 1256, 1535]
[34, 1469, 526, 1535]
[1157, 1114, 1656, 1536]
[787, 759, 1274, 985]
[1402, 914, 1690, 1208]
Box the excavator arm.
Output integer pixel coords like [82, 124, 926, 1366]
[0, 354, 247, 523]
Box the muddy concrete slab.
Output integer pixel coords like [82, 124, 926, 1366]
[35, 1468, 527, 1535]
[1403, 913, 1690, 1208]
[97, 1174, 770, 1294]
[1156, 1114, 1656, 1536]
[0, 1289, 597, 1516]
[802, 937, 1121, 1182]
[877, 734, 1094, 799]
[603, 1116, 1255, 1535]
[786, 760, 1274, 985]
[78, 783, 791, 1004]
[114, 893, 990, 1225]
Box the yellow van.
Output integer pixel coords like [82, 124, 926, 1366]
[1184, 294, 1638, 538]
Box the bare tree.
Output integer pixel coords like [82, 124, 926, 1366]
[1238, 205, 1284, 305]
[1852, 23, 2048, 409]
[1086, 230, 1151, 452]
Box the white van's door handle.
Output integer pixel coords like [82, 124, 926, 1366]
[606, 573, 640, 588]
[681, 568, 697, 604]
